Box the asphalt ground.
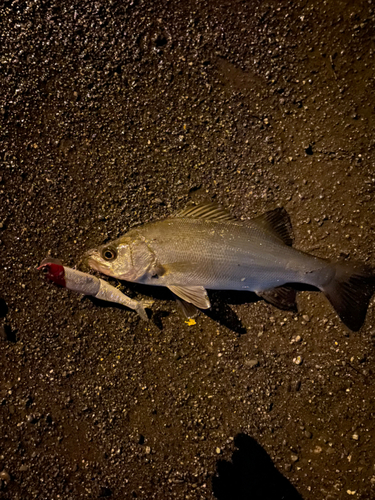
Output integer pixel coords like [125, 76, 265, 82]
[1, 0, 375, 498]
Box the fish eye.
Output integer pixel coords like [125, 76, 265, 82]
[102, 247, 117, 261]
[42, 265, 49, 274]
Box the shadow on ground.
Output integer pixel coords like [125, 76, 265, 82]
[212, 433, 303, 500]
[88, 283, 319, 336]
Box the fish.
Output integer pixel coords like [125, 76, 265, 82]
[38, 258, 153, 320]
[83, 203, 375, 331]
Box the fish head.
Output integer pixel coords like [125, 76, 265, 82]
[83, 236, 136, 280]
[38, 258, 66, 287]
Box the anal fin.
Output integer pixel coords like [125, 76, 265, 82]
[257, 286, 297, 312]
[168, 285, 211, 309]
[176, 299, 200, 319]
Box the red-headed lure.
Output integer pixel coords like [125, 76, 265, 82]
[38, 258, 153, 320]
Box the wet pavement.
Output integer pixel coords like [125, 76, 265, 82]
[1, 0, 375, 498]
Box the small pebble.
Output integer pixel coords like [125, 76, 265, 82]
[304, 431, 312, 439]
[246, 359, 259, 368]
[216, 447, 221, 454]
[0, 471, 10, 482]
[291, 454, 299, 462]
[145, 446, 151, 454]
[293, 356, 303, 365]
[294, 335, 302, 343]
[302, 315, 310, 322]
[352, 433, 359, 441]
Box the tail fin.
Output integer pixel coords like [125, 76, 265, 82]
[322, 262, 375, 331]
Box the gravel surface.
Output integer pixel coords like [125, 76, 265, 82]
[1, 0, 375, 498]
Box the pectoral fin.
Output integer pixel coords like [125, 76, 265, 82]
[257, 286, 297, 312]
[168, 285, 211, 309]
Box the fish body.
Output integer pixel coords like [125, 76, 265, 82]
[38, 258, 153, 320]
[84, 203, 375, 330]
[118, 218, 334, 291]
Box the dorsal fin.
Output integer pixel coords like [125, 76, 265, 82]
[175, 203, 236, 222]
[251, 207, 294, 246]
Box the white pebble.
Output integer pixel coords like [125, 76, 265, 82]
[293, 356, 303, 365]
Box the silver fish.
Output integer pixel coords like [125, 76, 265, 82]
[83, 203, 375, 330]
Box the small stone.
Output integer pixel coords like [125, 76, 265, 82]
[246, 359, 258, 368]
[302, 315, 310, 322]
[0, 471, 10, 483]
[145, 446, 151, 454]
[291, 454, 299, 462]
[19, 465, 28, 472]
[314, 446, 322, 454]
[293, 356, 303, 365]
[304, 431, 312, 439]
[352, 433, 359, 441]
[216, 447, 221, 454]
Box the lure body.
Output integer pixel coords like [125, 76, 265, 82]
[38, 259, 152, 320]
